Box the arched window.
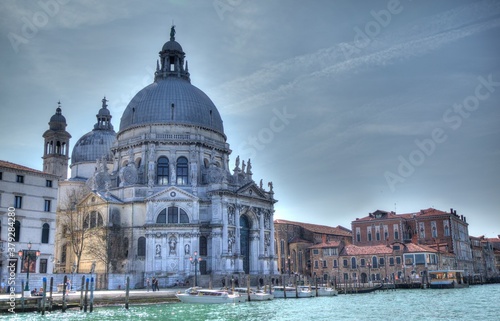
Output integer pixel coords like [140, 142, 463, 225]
[158, 207, 189, 224]
[41, 223, 50, 244]
[372, 256, 378, 268]
[137, 237, 146, 257]
[14, 221, 21, 242]
[199, 236, 208, 256]
[83, 211, 104, 229]
[360, 258, 366, 267]
[157, 156, 169, 185]
[176, 157, 188, 185]
[351, 257, 357, 269]
[156, 209, 166, 223]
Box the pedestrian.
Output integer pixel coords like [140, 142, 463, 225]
[146, 278, 150, 292]
[152, 277, 156, 292]
[154, 278, 159, 291]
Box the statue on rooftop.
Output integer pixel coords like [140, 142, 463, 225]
[170, 25, 176, 41]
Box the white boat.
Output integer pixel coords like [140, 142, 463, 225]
[233, 287, 274, 301]
[428, 270, 469, 289]
[176, 287, 246, 304]
[273, 286, 314, 298]
[316, 286, 338, 296]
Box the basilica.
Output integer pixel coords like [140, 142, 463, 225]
[46, 27, 278, 288]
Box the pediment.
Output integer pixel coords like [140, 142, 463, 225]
[236, 182, 268, 200]
[146, 186, 199, 202]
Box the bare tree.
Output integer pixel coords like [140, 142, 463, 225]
[58, 185, 101, 273]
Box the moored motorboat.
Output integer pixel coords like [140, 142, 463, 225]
[273, 286, 314, 298]
[233, 287, 274, 301]
[176, 287, 246, 304]
[316, 286, 338, 296]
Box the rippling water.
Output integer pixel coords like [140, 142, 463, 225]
[2, 284, 500, 321]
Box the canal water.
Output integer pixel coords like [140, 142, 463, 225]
[2, 284, 499, 320]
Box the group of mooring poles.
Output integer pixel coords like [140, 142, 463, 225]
[19, 275, 132, 313]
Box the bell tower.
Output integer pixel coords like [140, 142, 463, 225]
[42, 102, 71, 179]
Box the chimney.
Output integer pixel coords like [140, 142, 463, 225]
[450, 208, 453, 214]
[322, 234, 327, 244]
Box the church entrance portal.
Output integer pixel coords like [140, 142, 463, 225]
[240, 215, 250, 274]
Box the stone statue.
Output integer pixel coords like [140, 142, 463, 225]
[234, 155, 240, 171]
[241, 160, 246, 173]
[148, 144, 156, 160]
[156, 244, 161, 256]
[228, 230, 235, 253]
[247, 159, 252, 175]
[184, 244, 190, 255]
[170, 25, 176, 40]
[169, 236, 177, 255]
[259, 179, 263, 189]
[268, 181, 273, 193]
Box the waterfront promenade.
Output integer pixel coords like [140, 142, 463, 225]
[0, 288, 181, 313]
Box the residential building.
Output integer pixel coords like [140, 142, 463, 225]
[352, 208, 473, 276]
[274, 219, 352, 276]
[0, 160, 59, 291]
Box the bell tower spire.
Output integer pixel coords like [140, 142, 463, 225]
[42, 101, 71, 179]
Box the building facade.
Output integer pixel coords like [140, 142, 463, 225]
[352, 208, 474, 276]
[274, 219, 352, 277]
[0, 160, 59, 292]
[54, 27, 278, 289]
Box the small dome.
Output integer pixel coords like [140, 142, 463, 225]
[71, 130, 116, 164]
[49, 107, 67, 130]
[71, 97, 116, 164]
[162, 40, 183, 52]
[98, 106, 111, 116]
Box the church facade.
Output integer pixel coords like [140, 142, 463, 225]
[54, 27, 278, 288]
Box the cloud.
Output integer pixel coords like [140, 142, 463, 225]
[212, 0, 500, 115]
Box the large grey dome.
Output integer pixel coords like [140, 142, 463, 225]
[71, 97, 116, 164]
[119, 77, 224, 135]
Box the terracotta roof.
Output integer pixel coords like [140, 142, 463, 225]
[342, 244, 394, 256]
[341, 242, 437, 256]
[309, 241, 341, 249]
[0, 160, 57, 177]
[274, 219, 352, 237]
[354, 207, 457, 223]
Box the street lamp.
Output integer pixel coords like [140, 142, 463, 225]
[18, 242, 40, 295]
[189, 251, 202, 287]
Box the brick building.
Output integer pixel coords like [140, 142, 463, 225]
[351, 208, 473, 275]
[274, 219, 352, 276]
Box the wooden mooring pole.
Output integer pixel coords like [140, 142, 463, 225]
[84, 278, 89, 312]
[62, 275, 67, 313]
[49, 277, 54, 311]
[90, 277, 94, 313]
[41, 277, 47, 315]
[79, 276, 84, 310]
[125, 276, 130, 310]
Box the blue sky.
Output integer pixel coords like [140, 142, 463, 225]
[1, 0, 499, 237]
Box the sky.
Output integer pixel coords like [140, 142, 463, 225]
[0, 0, 499, 238]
